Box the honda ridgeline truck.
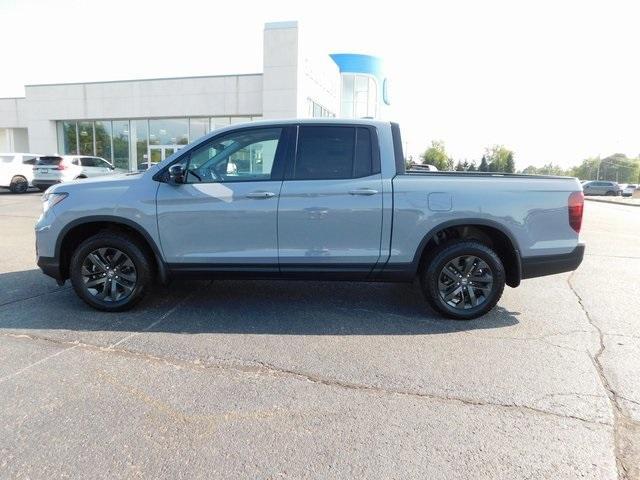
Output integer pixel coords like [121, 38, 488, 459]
[35, 119, 585, 320]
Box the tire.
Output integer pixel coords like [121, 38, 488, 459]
[9, 175, 29, 193]
[420, 240, 506, 320]
[69, 232, 152, 312]
[605, 191, 615, 196]
[36, 186, 48, 192]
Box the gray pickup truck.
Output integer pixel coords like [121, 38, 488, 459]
[36, 119, 585, 319]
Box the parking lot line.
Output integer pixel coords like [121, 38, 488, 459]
[0, 344, 78, 385]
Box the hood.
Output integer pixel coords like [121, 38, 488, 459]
[48, 172, 143, 193]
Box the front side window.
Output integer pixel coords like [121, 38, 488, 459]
[294, 126, 374, 180]
[183, 128, 282, 183]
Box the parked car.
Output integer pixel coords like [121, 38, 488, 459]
[35, 119, 585, 320]
[32, 155, 115, 191]
[409, 164, 439, 172]
[581, 180, 622, 196]
[0, 152, 43, 193]
[621, 184, 637, 197]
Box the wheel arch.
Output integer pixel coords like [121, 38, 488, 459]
[56, 216, 168, 284]
[412, 219, 522, 288]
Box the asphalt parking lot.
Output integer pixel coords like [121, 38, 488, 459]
[0, 190, 638, 479]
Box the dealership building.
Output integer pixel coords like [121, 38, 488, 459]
[0, 21, 389, 171]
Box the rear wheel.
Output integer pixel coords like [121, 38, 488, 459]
[69, 232, 152, 311]
[420, 240, 505, 320]
[36, 186, 48, 192]
[9, 175, 29, 193]
[605, 191, 615, 196]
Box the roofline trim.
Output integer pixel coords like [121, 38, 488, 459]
[25, 73, 263, 88]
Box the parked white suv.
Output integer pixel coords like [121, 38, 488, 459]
[0, 153, 42, 193]
[32, 155, 115, 191]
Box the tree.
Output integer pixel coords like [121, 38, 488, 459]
[421, 140, 453, 171]
[504, 152, 515, 173]
[484, 145, 515, 173]
[479, 156, 489, 172]
[467, 161, 477, 172]
[454, 161, 465, 171]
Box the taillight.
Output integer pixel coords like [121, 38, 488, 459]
[568, 191, 584, 233]
[57, 163, 66, 170]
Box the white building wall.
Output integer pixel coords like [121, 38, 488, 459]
[0, 97, 27, 128]
[262, 21, 340, 119]
[23, 74, 263, 153]
[262, 21, 299, 119]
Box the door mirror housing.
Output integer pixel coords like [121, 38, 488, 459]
[168, 164, 186, 184]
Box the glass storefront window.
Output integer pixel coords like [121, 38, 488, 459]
[112, 120, 130, 171]
[131, 120, 149, 170]
[78, 121, 94, 155]
[94, 121, 112, 161]
[340, 74, 377, 119]
[149, 118, 188, 146]
[60, 121, 78, 154]
[189, 118, 209, 142]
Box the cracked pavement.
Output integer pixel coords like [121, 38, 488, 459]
[0, 191, 638, 479]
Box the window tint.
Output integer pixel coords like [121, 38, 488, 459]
[354, 128, 373, 178]
[295, 126, 354, 180]
[22, 156, 37, 165]
[0, 155, 14, 163]
[185, 128, 282, 183]
[294, 126, 374, 180]
[81, 157, 98, 167]
[36, 156, 63, 166]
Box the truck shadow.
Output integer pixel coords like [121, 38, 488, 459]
[0, 269, 520, 336]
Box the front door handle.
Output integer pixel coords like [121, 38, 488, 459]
[348, 188, 378, 196]
[246, 191, 276, 199]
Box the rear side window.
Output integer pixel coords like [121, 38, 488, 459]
[22, 155, 37, 165]
[81, 157, 100, 167]
[36, 156, 63, 166]
[294, 126, 375, 180]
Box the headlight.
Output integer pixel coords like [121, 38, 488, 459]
[42, 192, 68, 213]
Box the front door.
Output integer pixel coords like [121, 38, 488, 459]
[277, 125, 383, 276]
[156, 127, 287, 266]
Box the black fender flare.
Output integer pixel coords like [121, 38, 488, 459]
[55, 215, 169, 285]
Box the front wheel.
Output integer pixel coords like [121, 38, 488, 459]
[69, 232, 152, 311]
[420, 240, 506, 320]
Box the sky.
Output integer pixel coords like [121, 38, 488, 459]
[1, 0, 638, 168]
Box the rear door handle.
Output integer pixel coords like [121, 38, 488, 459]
[348, 188, 378, 196]
[246, 191, 276, 199]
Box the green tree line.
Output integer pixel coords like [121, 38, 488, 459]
[415, 140, 640, 182]
[417, 141, 516, 173]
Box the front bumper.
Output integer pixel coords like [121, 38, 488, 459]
[37, 256, 64, 285]
[521, 243, 585, 279]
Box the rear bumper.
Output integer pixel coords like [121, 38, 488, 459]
[33, 180, 61, 189]
[37, 256, 64, 285]
[521, 243, 585, 279]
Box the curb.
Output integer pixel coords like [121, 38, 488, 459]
[585, 197, 640, 207]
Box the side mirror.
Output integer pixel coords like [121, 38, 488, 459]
[168, 164, 186, 184]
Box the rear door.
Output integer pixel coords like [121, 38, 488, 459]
[277, 125, 383, 276]
[0, 155, 17, 185]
